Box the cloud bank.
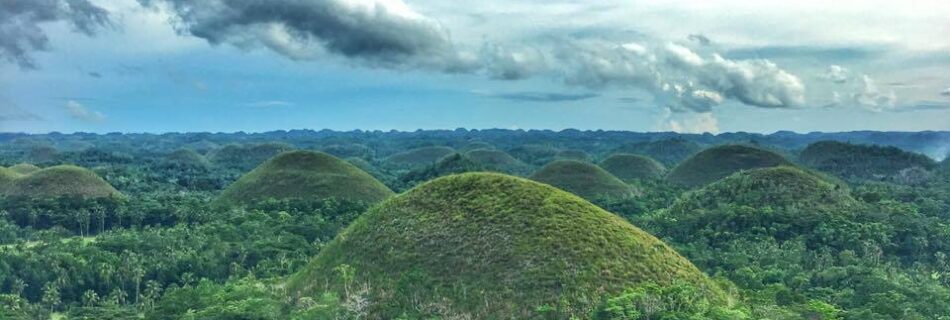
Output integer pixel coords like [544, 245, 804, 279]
[0, 0, 111, 69]
[65, 100, 105, 122]
[137, 0, 476, 71]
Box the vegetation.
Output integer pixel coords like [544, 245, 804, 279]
[383, 146, 455, 168]
[216, 151, 394, 207]
[8, 163, 40, 176]
[465, 148, 532, 175]
[599, 154, 667, 182]
[208, 142, 296, 172]
[667, 144, 792, 187]
[530, 160, 639, 200]
[288, 173, 725, 319]
[801, 140, 938, 183]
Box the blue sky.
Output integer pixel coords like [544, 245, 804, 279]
[1, 0, 949, 134]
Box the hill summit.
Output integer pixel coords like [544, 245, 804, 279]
[667, 144, 792, 187]
[599, 154, 667, 182]
[288, 173, 722, 319]
[530, 160, 638, 199]
[216, 151, 394, 207]
[5, 165, 121, 199]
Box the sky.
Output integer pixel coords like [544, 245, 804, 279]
[1, 0, 949, 134]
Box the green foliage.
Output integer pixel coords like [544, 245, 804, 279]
[530, 160, 640, 200]
[667, 145, 792, 188]
[465, 148, 533, 175]
[397, 153, 485, 190]
[383, 146, 455, 169]
[599, 154, 667, 182]
[289, 173, 724, 319]
[215, 151, 394, 208]
[208, 142, 296, 172]
[8, 164, 40, 176]
[801, 140, 937, 183]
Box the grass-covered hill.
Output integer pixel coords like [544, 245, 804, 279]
[611, 138, 703, 166]
[8, 163, 41, 176]
[530, 160, 639, 200]
[398, 153, 484, 189]
[555, 149, 592, 162]
[288, 173, 723, 319]
[667, 144, 792, 188]
[162, 149, 211, 169]
[800, 140, 937, 182]
[319, 143, 374, 159]
[508, 144, 561, 165]
[208, 142, 296, 171]
[0, 167, 18, 192]
[383, 146, 455, 168]
[599, 153, 667, 182]
[458, 141, 494, 152]
[4, 165, 121, 199]
[465, 148, 532, 175]
[216, 151, 394, 207]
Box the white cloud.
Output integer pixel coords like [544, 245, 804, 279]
[942, 87, 950, 96]
[65, 100, 106, 123]
[247, 100, 294, 108]
[853, 75, 897, 112]
[658, 111, 720, 134]
[822, 65, 850, 83]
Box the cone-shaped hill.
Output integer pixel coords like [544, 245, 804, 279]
[5, 165, 121, 199]
[288, 173, 723, 318]
[8, 163, 41, 176]
[216, 151, 394, 207]
[611, 138, 703, 166]
[530, 160, 639, 200]
[667, 145, 792, 188]
[662, 166, 859, 243]
[459, 141, 494, 152]
[800, 140, 937, 182]
[209, 142, 296, 171]
[384, 146, 455, 168]
[163, 149, 211, 168]
[465, 148, 532, 175]
[599, 154, 667, 182]
[555, 149, 592, 162]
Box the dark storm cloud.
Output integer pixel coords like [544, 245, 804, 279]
[474, 91, 598, 103]
[0, 0, 110, 69]
[137, 0, 476, 71]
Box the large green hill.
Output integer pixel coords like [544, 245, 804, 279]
[667, 144, 792, 187]
[465, 148, 532, 175]
[530, 160, 639, 200]
[0, 167, 19, 193]
[611, 138, 703, 166]
[216, 151, 394, 207]
[288, 173, 723, 319]
[800, 140, 937, 182]
[383, 146, 455, 168]
[5, 165, 121, 199]
[599, 154, 667, 182]
[8, 163, 41, 176]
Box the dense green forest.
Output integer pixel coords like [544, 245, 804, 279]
[0, 130, 948, 319]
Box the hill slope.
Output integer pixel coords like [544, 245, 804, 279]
[667, 144, 792, 187]
[800, 140, 937, 182]
[216, 151, 394, 207]
[530, 160, 638, 199]
[599, 154, 667, 182]
[612, 138, 703, 166]
[288, 173, 722, 319]
[5, 165, 121, 199]
[384, 146, 455, 168]
[8, 163, 41, 176]
[465, 148, 532, 175]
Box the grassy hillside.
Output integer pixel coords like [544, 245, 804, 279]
[384, 146, 455, 168]
[216, 151, 394, 207]
[611, 138, 703, 166]
[398, 153, 484, 189]
[0, 167, 19, 193]
[555, 149, 592, 162]
[599, 154, 667, 182]
[800, 140, 937, 182]
[465, 148, 532, 175]
[508, 144, 560, 165]
[8, 163, 41, 176]
[288, 173, 723, 319]
[667, 144, 792, 187]
[530, 160, 639, 200]
[163, 149, 211, 168]
[208, 142, 296, 171]
[5, 165, 121, 199]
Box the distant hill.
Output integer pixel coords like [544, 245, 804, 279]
[555, 149, 592, 162]
[508, 144, 561, 165]
[0, 167, 18, 193]
[465, 149, 532, 175]
[530, 160, 638, 200]
[611, 138, 704, 166]
[288, 173, 723, 319]
[7, 163, 40, 176]
[162, 149, 211, 169]
[398, 153, 484, 189]
[5, 165, 121, 199]
[216, 151, 394, 207]
[800, 140, 937, 182]
[208, 142, 296, 172]
[383, 146, 455, 168]
[667, 144, 792, 187]
[599, 154, 667, 182]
